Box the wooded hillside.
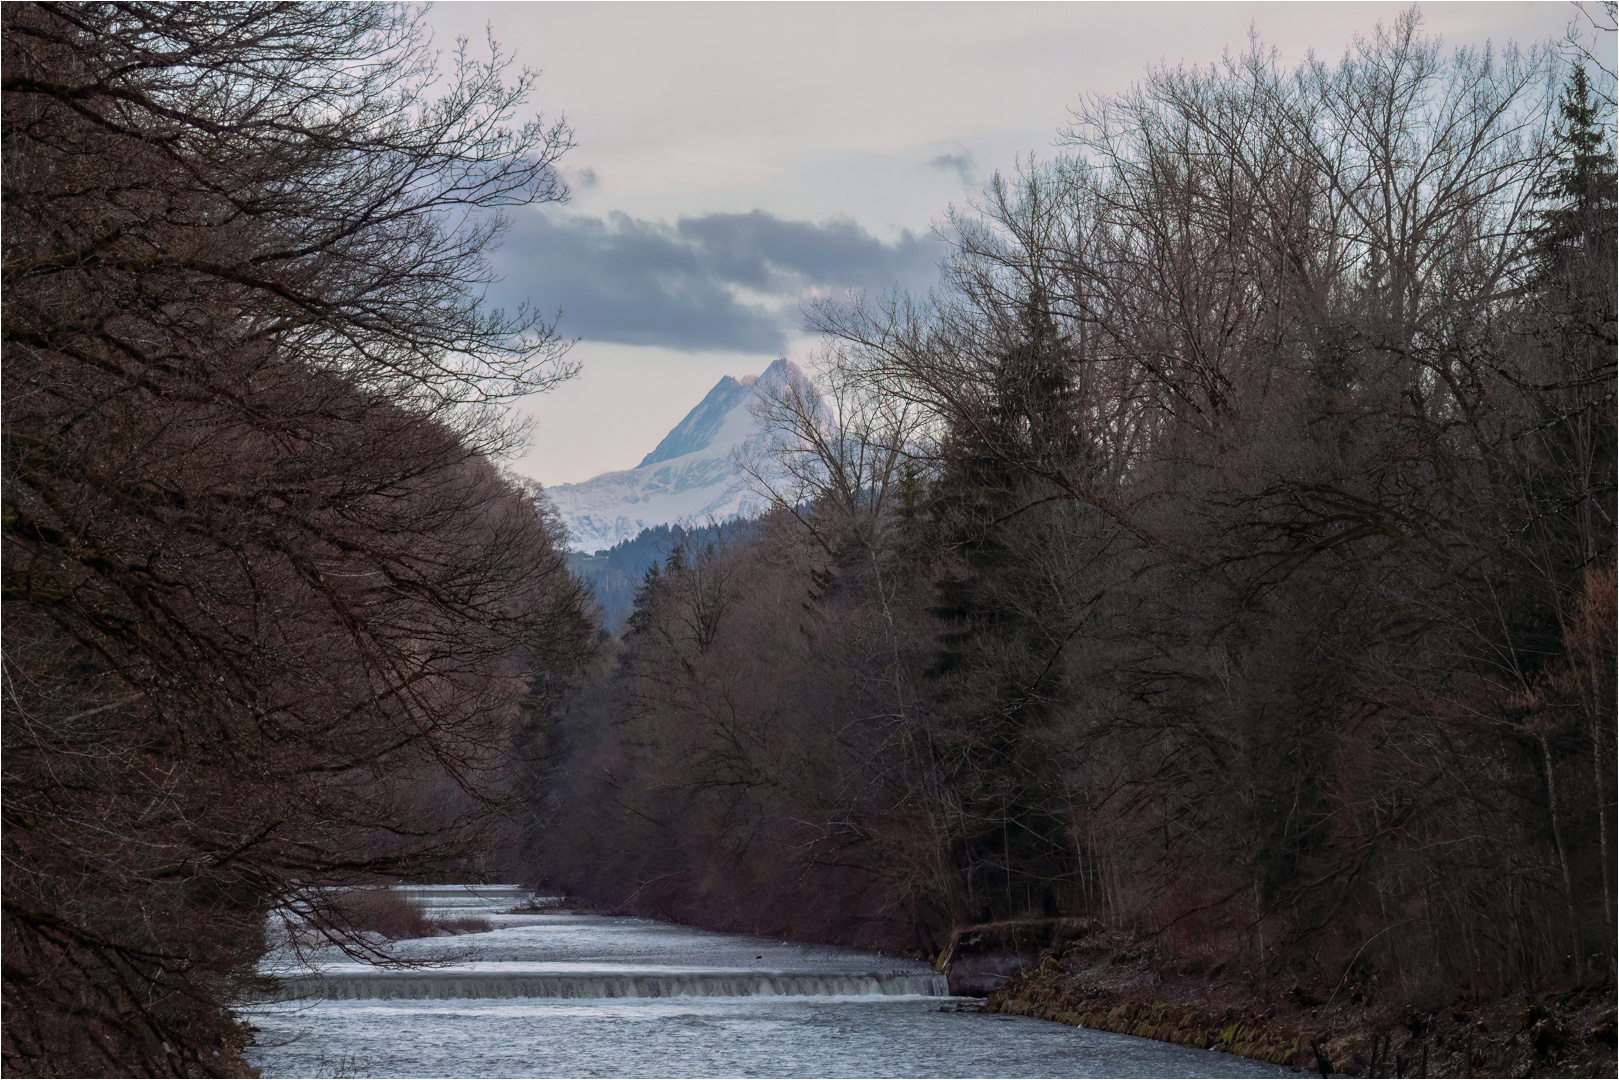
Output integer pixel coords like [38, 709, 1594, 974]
[538, 16, 1616, 1020]
[1, 5, 592, 1075]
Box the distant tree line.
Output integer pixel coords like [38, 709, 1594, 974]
[569, 521, 754, 631]
[537, 16, 1615, 1011]
[2, 4, 592, 1076]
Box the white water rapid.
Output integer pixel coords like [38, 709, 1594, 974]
[242, 885, 1291, 1078]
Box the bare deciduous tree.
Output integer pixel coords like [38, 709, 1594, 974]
[2, 4, 593, 1075]
[541, 15, 1615, 1023]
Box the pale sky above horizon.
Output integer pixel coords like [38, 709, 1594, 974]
[421, 2, 1588, 486]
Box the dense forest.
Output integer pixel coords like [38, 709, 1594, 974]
[2, 2, 1613, 1077]
[537, 10, 1616, 1035]
[569, 521, 750, 630]
[1, 4, 593, 1076]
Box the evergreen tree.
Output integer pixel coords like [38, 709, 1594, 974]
[925, 291, 1085, 921]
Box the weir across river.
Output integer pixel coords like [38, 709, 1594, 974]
[273, 966, 949, 1001]
[243, 885, 1290, 1078]
[265, 884, 946, 1003]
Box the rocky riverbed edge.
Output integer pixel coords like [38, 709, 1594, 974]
[978, 929, 1615, 1077]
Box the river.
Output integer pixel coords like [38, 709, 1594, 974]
[243, 885, 1291, 1078]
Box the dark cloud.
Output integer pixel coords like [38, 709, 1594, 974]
[926, 151, 978, 187]
[673, 211, 936, 291]
[486, 209, 942, 353]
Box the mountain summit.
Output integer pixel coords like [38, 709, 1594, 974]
[546, 358, 814, 551]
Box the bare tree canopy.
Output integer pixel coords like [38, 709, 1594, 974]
[2, 4, 593, 1076]
[538, 18, 1615, 1073]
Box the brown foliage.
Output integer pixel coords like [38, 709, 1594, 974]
[327, 890, 491, 941]
[332, 891, 439, 943]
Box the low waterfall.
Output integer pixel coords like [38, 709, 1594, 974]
[271, 968, 948, 1001]
[247, 887, 1291, 1079]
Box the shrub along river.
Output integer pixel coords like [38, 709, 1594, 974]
[243, 885, 1290, 1078]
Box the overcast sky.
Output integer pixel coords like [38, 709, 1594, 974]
[421, 2, 1579, 486]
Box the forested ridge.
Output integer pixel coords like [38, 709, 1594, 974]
[535, 14, 1617, 1066]
[569, 521, 748, 631]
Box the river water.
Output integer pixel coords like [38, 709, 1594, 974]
[243, 886, 1290, 1078]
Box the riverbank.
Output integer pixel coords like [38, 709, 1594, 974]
[984, 929, 1616, 1077]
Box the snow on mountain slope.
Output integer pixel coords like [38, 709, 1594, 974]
[545, 358, 815, 552]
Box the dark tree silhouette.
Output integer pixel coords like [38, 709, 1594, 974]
[2, 4, 592, 1075]
[539, 22, 1615, 1041]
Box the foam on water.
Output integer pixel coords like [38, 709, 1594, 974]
[263, 887, 947, 1002]
[272, 968, 947, 1001]
[246, 886, 1291, 1078]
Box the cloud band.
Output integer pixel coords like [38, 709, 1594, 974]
[488, 208, 942, 352]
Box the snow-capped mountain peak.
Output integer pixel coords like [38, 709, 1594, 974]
[545, 358, 815, 552]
